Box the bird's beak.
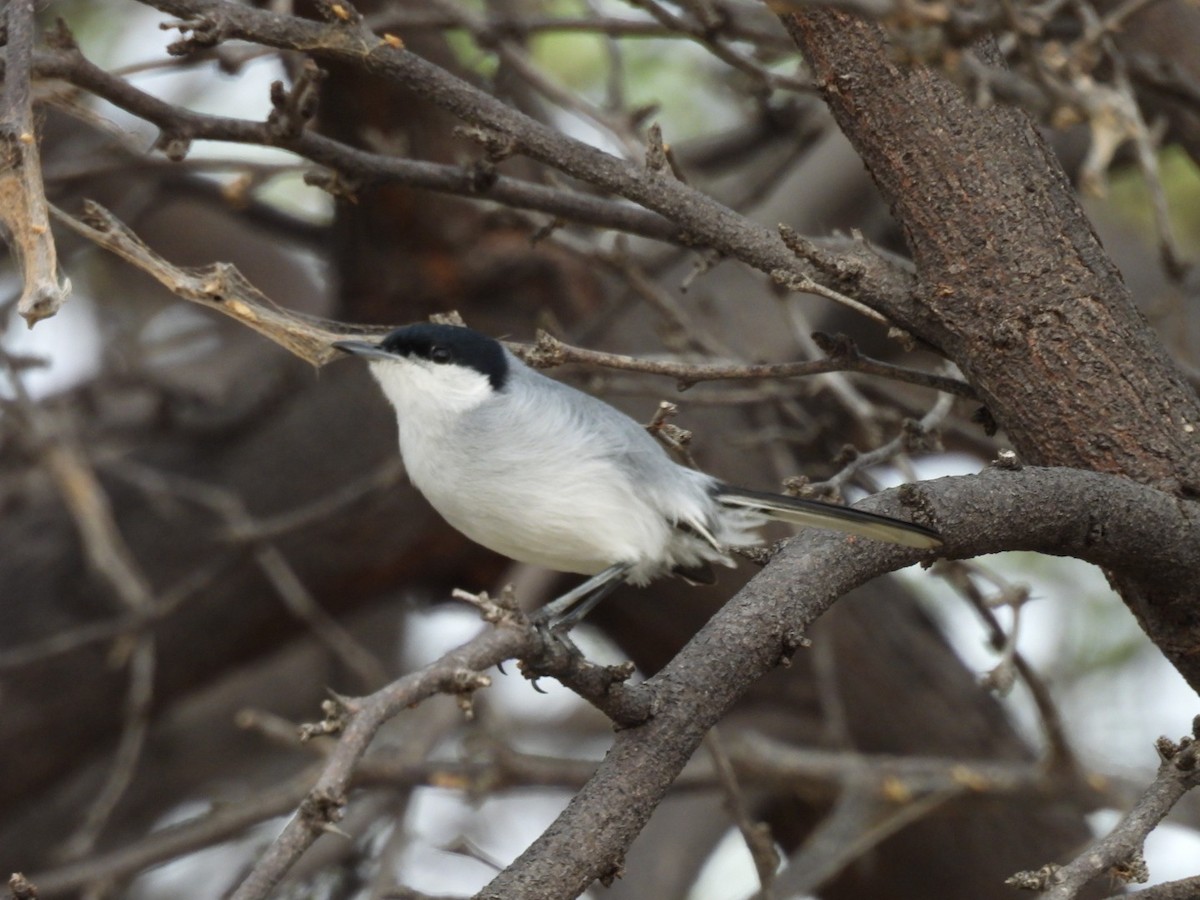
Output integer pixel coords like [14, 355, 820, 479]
[332, 340, 394, 362]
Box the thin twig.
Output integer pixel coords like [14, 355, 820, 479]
[808, 387, 956, 494]
[109, 460, 391, 692]
[226, 622, 534, 900]
[24, 42, 683, 241]
[782, 299, 883, 443]
[426, 0, 644, 158]
[625, 0, 811, 93]
[0, 556, 233, 672]
[778, 782, 959, 895]
[705, 729, 779, 898]
[138, 0, 921, 325]
[221, 458, 405, 542]
[28, 723, 1102, 895]
[1078, 0, 1189, 279]
[1008, 726, 1200, 897]
[933, 559, 1077, 771]
[364, 7, 798, 52]
[1, 351, 156, 857]
[522, 331, 975, 396]
[50, 201, 354, 363]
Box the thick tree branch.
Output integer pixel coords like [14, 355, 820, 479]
[221, 585, 652, 900]
[780, 10, 1200, 692]
[19, 5, 1199, 897]
[473, 465, 1198, 899]
[30, 463, 1169, 900]
[112, 464, 1191, 900]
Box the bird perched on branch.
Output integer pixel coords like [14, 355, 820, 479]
[335, 324, 941, 627]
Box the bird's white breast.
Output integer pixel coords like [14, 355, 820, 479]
[401, 388, 672, 575]
[369, 352, 747, 581]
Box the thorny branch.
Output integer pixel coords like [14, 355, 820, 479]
[223, 596, 650, 900]
[10, 0, 1192, 326]
[27, 466, 1180, 899]
[19, 20, 931, 332]
[23, 465, 1170, 900]
[224, 625, 524, 900]
[21, 35, 686, 245]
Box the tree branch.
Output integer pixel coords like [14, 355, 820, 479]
[1104, 876, 1200, 900]
[472, 465, 1199, 899]
[227, 618, 533, 900]
[32, 730, 1098, 896]
[780, 8, 1200, 693]
[1009, 724, 1200, 898]
[25, 36, 686, 245]
[135, 0, 926, 329]
[1, 352, 155, 857]
[29, 462, 1195, 900]
[1, 0, 70, 324]
[523, 331, 974, 396]
[50, 203, 960, 399]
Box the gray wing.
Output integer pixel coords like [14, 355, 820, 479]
[468, 357, 716, 518]
[508, 357, 695, 482]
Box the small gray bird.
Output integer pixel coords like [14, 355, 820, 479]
[335, 324, 941, 625]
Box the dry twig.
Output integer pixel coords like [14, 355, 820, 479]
[1008, 723, 1200, 898]
[1, 0, 71, 323]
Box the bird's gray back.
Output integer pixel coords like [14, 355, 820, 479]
[474, 356, 699, 488]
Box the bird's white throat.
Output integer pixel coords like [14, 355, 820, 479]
[368, 356, 494, 428]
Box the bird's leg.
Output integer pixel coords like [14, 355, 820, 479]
[532, 563, 632, 632]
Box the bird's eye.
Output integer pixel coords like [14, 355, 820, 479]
[429, 345, 452, 364]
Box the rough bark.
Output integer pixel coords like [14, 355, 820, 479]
[783, 10, 1200, 690]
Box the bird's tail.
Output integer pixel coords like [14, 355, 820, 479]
[715, 486, 942, 550]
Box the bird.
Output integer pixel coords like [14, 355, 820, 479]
[334, 323, 942, 628]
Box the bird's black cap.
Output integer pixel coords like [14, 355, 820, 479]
[379, 323, 510, 391]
